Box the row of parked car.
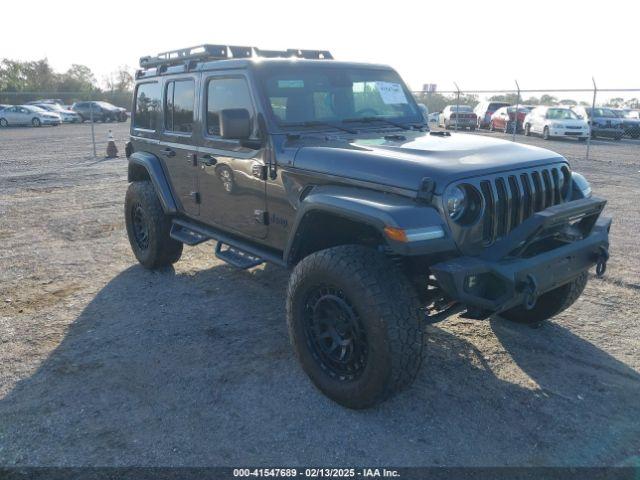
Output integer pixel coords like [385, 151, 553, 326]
[434, 101, 640, 141]
[0, 100, 128, 128]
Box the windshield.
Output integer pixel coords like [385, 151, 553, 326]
[587, 108, 617, 118]
[547, 108, 579, 120]
[256, 64, 422, 127]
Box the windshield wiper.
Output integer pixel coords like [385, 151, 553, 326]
[342, 116, 420, 131]
[280, 120, 357, 134]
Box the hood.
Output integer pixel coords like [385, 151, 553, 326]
[291, 131, 566, 193]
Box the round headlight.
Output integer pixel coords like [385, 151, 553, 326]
[446, 185, 467, 220]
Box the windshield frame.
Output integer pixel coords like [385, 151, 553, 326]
[253, 61, 424, 133]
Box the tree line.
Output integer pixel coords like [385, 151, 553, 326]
[0, 58, 134, 108]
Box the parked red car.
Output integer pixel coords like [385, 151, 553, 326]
[473, 101, 510, 129]
[489, 106, 531, 133]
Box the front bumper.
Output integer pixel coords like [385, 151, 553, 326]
[41, 117, 61, 125]
[550, 128, 588, 138]
[431, 197, 610, 315]
[592, 127, 623, 138]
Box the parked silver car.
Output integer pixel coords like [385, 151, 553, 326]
[0, 105, 61, 127]
[34, 103, 82, 123]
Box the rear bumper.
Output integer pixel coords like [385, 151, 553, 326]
[449, 119, 476, 127]
[431, 197, 610, 314]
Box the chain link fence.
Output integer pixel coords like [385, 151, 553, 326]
[2, 83, 640, 162]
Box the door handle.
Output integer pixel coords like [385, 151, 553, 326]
[201, 154, 217, 166]
[161, 147, 175, 157]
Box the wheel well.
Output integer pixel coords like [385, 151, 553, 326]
[128, 162, 151, 182]
[288, 211, 385, 265]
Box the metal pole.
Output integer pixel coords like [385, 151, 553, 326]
[454, 82, 460, 132]
[89, 89, 97, 158]
[586, 77, 597, 161]
[513, 80, 520, 142]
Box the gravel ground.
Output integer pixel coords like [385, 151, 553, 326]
[0, 122, 639, 467]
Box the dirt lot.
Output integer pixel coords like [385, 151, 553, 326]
[0, 121, 639, 467]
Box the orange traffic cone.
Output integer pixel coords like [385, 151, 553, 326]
[106, 130, 118, 158]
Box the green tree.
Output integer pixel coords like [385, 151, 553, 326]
[540, 94, 558, 105]
[606, 97, 625, 107]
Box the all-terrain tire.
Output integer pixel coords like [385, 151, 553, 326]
[286, 245, 424, 409]
[124, 181, 183, 269]
[500, 271, 588, 324]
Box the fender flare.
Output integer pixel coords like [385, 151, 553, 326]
[128, 151, 178, 214]
[283, 185, 454, 265]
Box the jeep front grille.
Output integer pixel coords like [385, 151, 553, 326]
[474, 165, 571, 245]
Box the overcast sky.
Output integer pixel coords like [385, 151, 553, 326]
[3, 0, 640, 97]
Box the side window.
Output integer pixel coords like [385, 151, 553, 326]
[165, 79, 195, 133]
[206, 77, 254, 136]
[134, 82, 161, 130]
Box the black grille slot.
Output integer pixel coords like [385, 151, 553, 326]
[480, 181, 495, 245]
[475, 166, 568, 245]
[495, 178, 509, 238]
[542, 169, 553, 208]
[508, 175, 521, 228]
[531, 171, 544, 211]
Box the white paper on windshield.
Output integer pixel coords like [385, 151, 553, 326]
[375, 82, 408, 105]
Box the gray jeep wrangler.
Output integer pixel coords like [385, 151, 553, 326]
[125, 44, 611, 409]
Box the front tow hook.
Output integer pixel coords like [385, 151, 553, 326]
[595, 246, 609, 278]
[518, 274, 539, 310]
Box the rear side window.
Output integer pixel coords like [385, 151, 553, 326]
[165, 79, 195, 133]
[206, 77, 254, 136]
[134, 82, 161, 130]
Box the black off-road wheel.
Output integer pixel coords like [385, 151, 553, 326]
[500, 272, 588, 325]
[287, 245, 424, 409]
[124, 181, 183, 269]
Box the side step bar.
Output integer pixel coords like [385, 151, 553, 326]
[170, 223, 208, 245]
[215, 242, 263, 269]
[170, 218, 287, 268]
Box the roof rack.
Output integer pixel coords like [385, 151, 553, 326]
[139, 44, 333, 69]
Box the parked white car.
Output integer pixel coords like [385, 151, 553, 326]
[523, 106, 589, 141]
[0, 105, 61, 127]
[34, 103, 82, 123]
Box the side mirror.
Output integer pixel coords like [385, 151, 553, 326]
[220, 108, 251, 139]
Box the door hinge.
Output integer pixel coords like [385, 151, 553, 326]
[254, 210, 269, 225]
[190, 191, 201, 204]
[252, 164, 267, 180]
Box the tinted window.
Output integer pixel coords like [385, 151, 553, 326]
[206, 77, 254, 136]
[134, 82, 161, 130]
[165, 79, 195, 133]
